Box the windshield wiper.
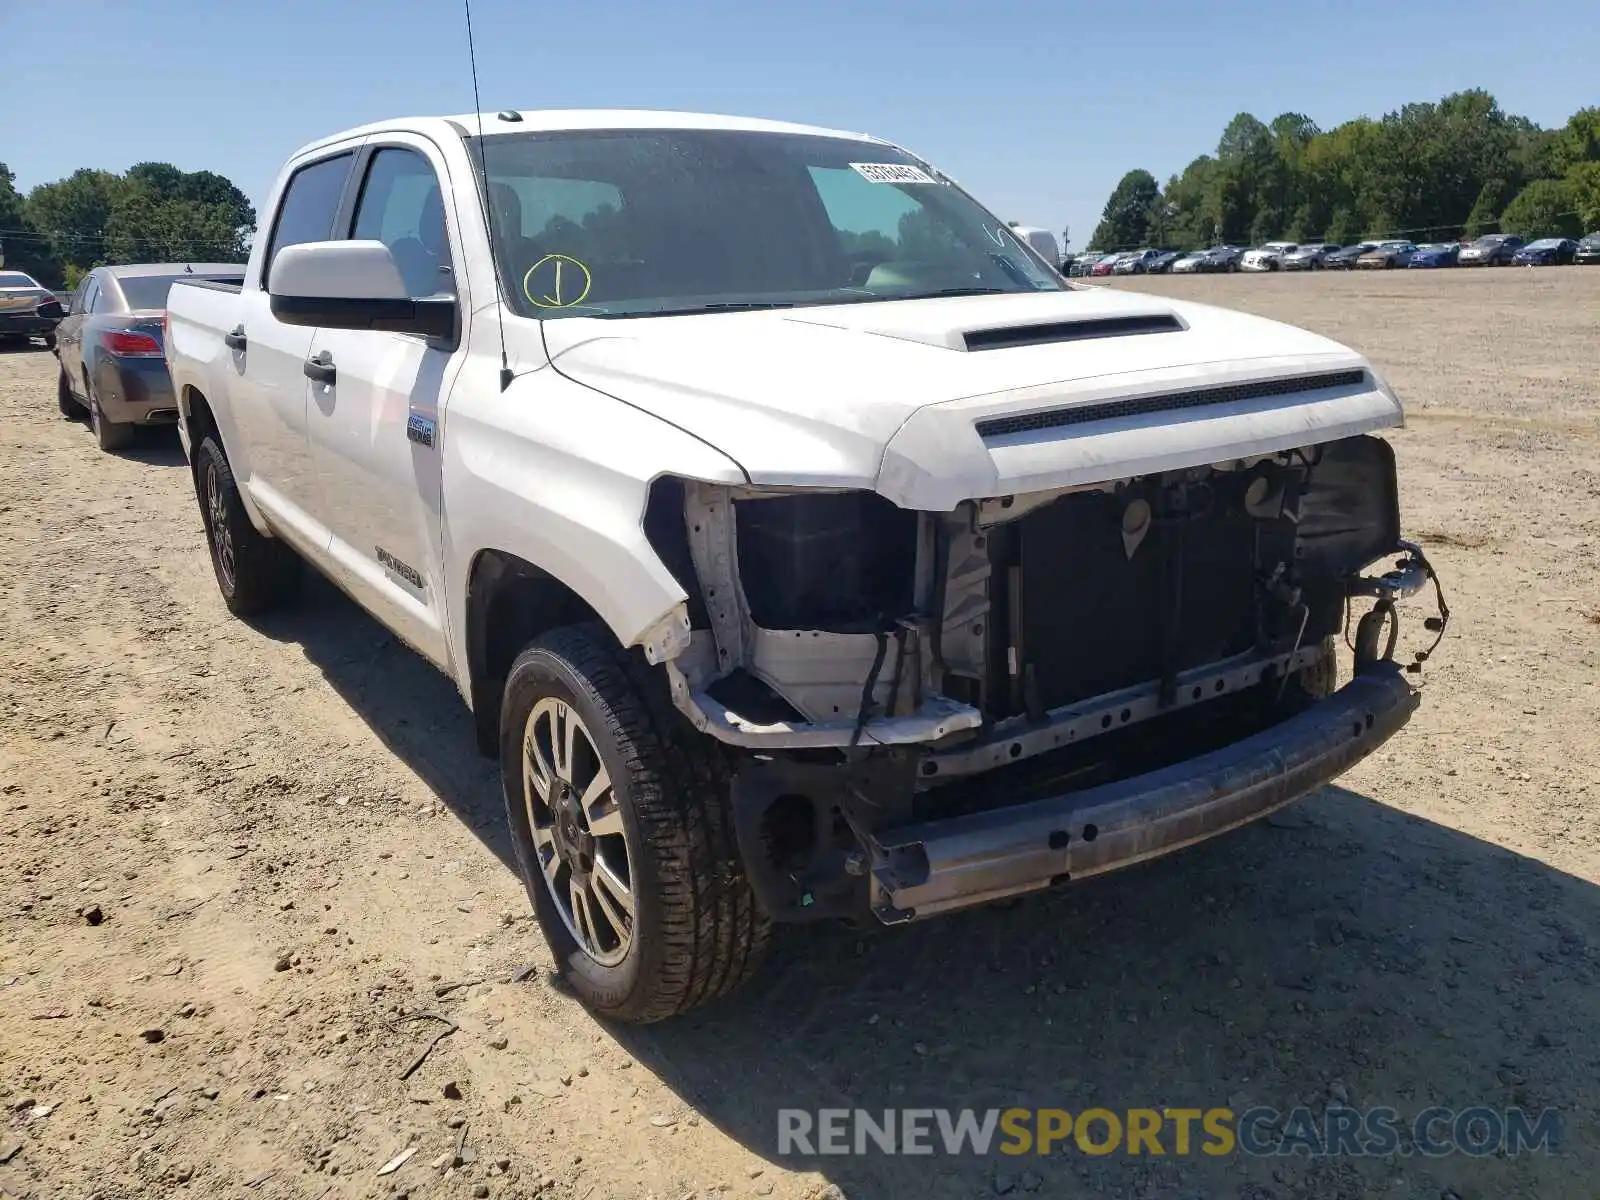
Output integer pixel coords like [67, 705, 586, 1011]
[601, 301, 797, 319]
[892, 287, 1013, 299]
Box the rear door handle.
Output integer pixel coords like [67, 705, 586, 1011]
[303, 351, 336, 386]
[223, 326, 247, 352]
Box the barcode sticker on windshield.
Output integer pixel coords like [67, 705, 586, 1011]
[850, 162, 939, 184]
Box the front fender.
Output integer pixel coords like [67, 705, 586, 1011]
[441, 366, 744, 700]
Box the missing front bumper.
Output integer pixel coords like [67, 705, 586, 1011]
[866, 664, 1419, 921]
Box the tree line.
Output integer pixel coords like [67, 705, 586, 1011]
[0, 161, 255, 288]
[1087, 91, 1600, 252]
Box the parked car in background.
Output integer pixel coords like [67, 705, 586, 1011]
[1067, 251, 1106, 277]
[1240, 242, 1298, 272]
[1407, 243, 1460, 268]
[0, 269, 64, 350]
[1113, 249, 1166, 275]
[1357, 241, 1418, 269]
[1203, 245, 1246, 272]
[1576, 233, 1600, 265]
[1145, 250, 1183, 274]
[1281, 244, 1339, 271]
[1323, 243, 1376, 270]
[1512, 238, 1577, 266]
[1090, 253, 1125, 277]
[1457, 234, 1523, 266]
[1168, 250, 1209, 274]
[54, 263, 244, 451]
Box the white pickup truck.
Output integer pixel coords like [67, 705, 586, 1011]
[165, 109, 1445, 1022]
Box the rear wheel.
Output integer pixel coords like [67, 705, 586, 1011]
[57, 369, 86, 419]
[40, 333, 56, 352]
[194, 435, 300, 615]
[88, 382, 134, 452]
[500, 624, 770, 1022]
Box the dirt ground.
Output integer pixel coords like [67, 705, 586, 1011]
[2, 267, 1598, 1200]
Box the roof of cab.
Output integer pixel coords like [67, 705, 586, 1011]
[289, 109, 890, 161]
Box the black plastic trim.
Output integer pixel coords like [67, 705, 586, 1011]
[269, 293, 456, 340]
[963, 313, 1181, 352]
[976, 368, 1369, 439]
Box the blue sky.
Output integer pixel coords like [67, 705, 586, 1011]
[1, 0, 1592, 250]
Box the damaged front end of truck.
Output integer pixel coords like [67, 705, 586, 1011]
[644, 420, 1448, 927]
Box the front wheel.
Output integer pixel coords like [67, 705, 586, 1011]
[194, 435, 300, 615]
[500, 624, 770, 1022]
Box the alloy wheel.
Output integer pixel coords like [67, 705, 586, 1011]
[205, 461, 237, 591]
[522, 697, 634, 965]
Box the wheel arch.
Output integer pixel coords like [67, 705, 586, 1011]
[462, 549, 614, 755]
[180, 382, 273, 536]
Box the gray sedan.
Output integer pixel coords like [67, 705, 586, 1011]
[54, 263, 243, 451]
[0, 270, 63, 349]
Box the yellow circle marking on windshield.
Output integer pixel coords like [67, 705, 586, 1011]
[523, 254, 593, 308]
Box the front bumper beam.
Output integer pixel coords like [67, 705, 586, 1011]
[868, 664, 1419, 921]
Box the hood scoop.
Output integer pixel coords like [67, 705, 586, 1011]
[961, 312, 1183, 352]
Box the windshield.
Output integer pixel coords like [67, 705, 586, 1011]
[0, 271, 40, 289]
[1524, 239, 1563, 250]
[1472, 236, 1507, 246]
[470, 129, 1064, 319]
[118, 273, 244, 310]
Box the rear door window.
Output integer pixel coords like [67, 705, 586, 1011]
[265, 153, 355, 289]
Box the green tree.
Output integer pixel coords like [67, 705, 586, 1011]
[1464, 178, 1516, 237]
[1087, 90, 1596, 250]
[0, 162, 65, 283]
[1552, 107, 1600, 173]
[1088, 169, 1159, 250]
[1564, 162, 1600, 231]
[1500, 178, 1580, 238]
[26, 163, 253, 271]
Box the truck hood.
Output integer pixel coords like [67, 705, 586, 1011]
[539, 288, 1402, 510]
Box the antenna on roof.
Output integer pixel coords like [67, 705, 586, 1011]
[464, 0, 512, 391]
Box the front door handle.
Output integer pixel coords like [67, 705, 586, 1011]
[303, 351, 336, 386]
[223, 326, 247, 352]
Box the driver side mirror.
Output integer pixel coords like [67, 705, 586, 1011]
[35, 299, 65, 321]
[268, 240, 455, 340]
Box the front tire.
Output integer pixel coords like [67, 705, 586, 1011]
[500, 624, 770, 1023]
[194, 435, 300, 616]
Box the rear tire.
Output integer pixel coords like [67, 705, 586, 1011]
[194, 435, 301, 616]
[57, 369, 87, 419]
[87, 380, 134, 452]
[40, 333, 56, 352]
[500, 624, 770, 1022]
